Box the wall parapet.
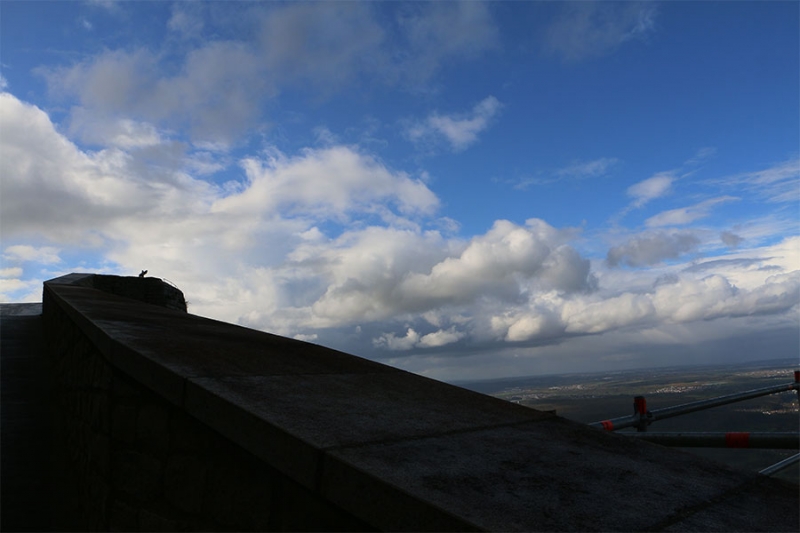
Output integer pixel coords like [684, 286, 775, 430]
[62, 273, 187, 312]
[42, 273, 800, 531]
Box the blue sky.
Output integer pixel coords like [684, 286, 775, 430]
[1, 1, 798, 381]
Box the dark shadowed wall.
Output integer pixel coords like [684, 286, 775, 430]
[39, 273, 800, 532]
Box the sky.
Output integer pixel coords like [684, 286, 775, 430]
[1, 1, 798, 382]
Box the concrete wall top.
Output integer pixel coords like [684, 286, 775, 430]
[42, 274, 800, 532]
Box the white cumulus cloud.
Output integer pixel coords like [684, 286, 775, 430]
[406, 96, 502, 152]
[0, 267, 24, 278]
[215, 146, 439, 220]
[419, 327, 465, 348]
[627, 172, 674, 209]
[374, 327, 421, 351]
[3, 245, 62, 265]
[0, 93, 216, 242]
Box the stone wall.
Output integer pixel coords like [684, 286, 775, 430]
[40, 273, 800, 532]
[43, 277, 369, 532]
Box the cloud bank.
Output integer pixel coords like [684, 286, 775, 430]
[3, 91, 798, 382]
[2, 2, 797, 381]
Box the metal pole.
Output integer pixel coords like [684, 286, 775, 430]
[759, 453, 800, 476]
[590, 373, 799, 432]
[648, 380, 799, 422]
[626, 432, 799, 449]
[589, 414, 638, 432]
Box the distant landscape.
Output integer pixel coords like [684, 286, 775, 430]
[458, 358, 800, 483]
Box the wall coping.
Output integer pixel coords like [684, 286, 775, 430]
[42, 274, 800, 531]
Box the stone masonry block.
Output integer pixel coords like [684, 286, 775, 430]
[113, 450, 162, 502]
[85, 473, 110, 530]
[113, 372, 146, 401]
[109, 499, 139, 532]
[112, 404, 137, 444]
[89, 390, 110, 434]
[164, 454, 207, 515]
[169, 412, 209, 454]
[90, 432, 110, 478]
[137, 402, 171, 456]
[139, 508, 180, 532]
[90, 354, 113, 390]
[273, 476, 371, 532]
[71, 420, 93, 472]
[204, 452, 272, 529]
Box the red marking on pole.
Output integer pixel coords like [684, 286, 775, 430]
[794, 370, 799, 384]
[725, 432, 750, 448]
[601, 420, 614, 431]
[634, 396, 647, 414]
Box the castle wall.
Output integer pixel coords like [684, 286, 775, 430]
[40, 273, 800, 532]
[43, 275, 369, 531]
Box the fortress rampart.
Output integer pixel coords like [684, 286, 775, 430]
[19, 273, 799, 530]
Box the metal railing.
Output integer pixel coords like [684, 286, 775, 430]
[589, 370, 800, 476]
[759, 452, 800, 476]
